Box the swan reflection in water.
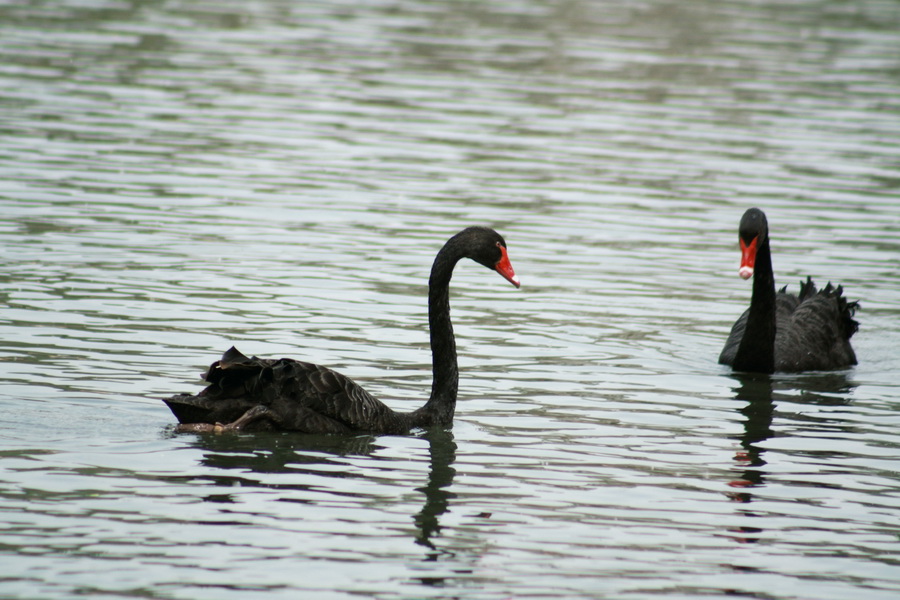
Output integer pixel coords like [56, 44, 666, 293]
[171, 428, 460, 558]
[725, 371, 858, 542]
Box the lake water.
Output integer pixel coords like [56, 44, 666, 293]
[1, 0, 899, 598]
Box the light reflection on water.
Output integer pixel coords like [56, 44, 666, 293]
[2, 0, 900, 598]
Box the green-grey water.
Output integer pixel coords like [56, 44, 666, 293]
[2, 1, 899, 598]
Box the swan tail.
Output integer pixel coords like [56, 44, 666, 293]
[162, 346, 275, 426]
[161, 393, 219, 424]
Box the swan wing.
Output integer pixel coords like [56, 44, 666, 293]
[774, 280, 858, 371]
[163, 347, 406, 433]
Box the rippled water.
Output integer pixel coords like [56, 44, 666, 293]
[2, 0, 900, 598]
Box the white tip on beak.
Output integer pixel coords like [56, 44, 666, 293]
[739, 266, 753, 280]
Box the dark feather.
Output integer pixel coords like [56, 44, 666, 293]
[163, 347, 412, 434]
[720, 277, 858, 372]
[162, 226, 520, 435]
[720, 209, 858, 373]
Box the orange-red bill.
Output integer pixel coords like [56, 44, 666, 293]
[739, 236, 758, 280]
[495, 245, 520, 288]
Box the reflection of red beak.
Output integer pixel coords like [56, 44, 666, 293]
[739, 236, 758, 280]
[495, 245, 520, 288]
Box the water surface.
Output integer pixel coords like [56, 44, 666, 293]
[2, 1, 899, 599]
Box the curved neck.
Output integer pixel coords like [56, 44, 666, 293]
[734, 238, 776, 373]
[411, 243, 461, 427]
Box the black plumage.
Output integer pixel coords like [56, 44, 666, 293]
[719, 208, 858, 373]
[163, 226, 520, 434]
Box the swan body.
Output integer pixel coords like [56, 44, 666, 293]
[163, 226, 520, 434]
[718, 208, 858, 373]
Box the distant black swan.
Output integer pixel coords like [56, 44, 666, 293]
[718, 208, 858, 373]
[164, 226, 521, 434]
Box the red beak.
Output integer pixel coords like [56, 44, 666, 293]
[495, 245, 520, 288]
[739, 236, 758, 280]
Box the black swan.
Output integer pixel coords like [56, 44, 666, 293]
[163, 226, 521, 434]
[718, 208, 858, 373]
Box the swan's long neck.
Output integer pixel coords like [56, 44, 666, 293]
[734, 237, 776, 373]
[412, 244, 460, 427]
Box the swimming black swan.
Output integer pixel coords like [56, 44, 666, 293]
[718, 208, 858, 373]
[163, 226, 521, 434]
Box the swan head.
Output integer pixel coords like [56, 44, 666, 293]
[453, 226, 521, 288]
[737, 208, 768, 280]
